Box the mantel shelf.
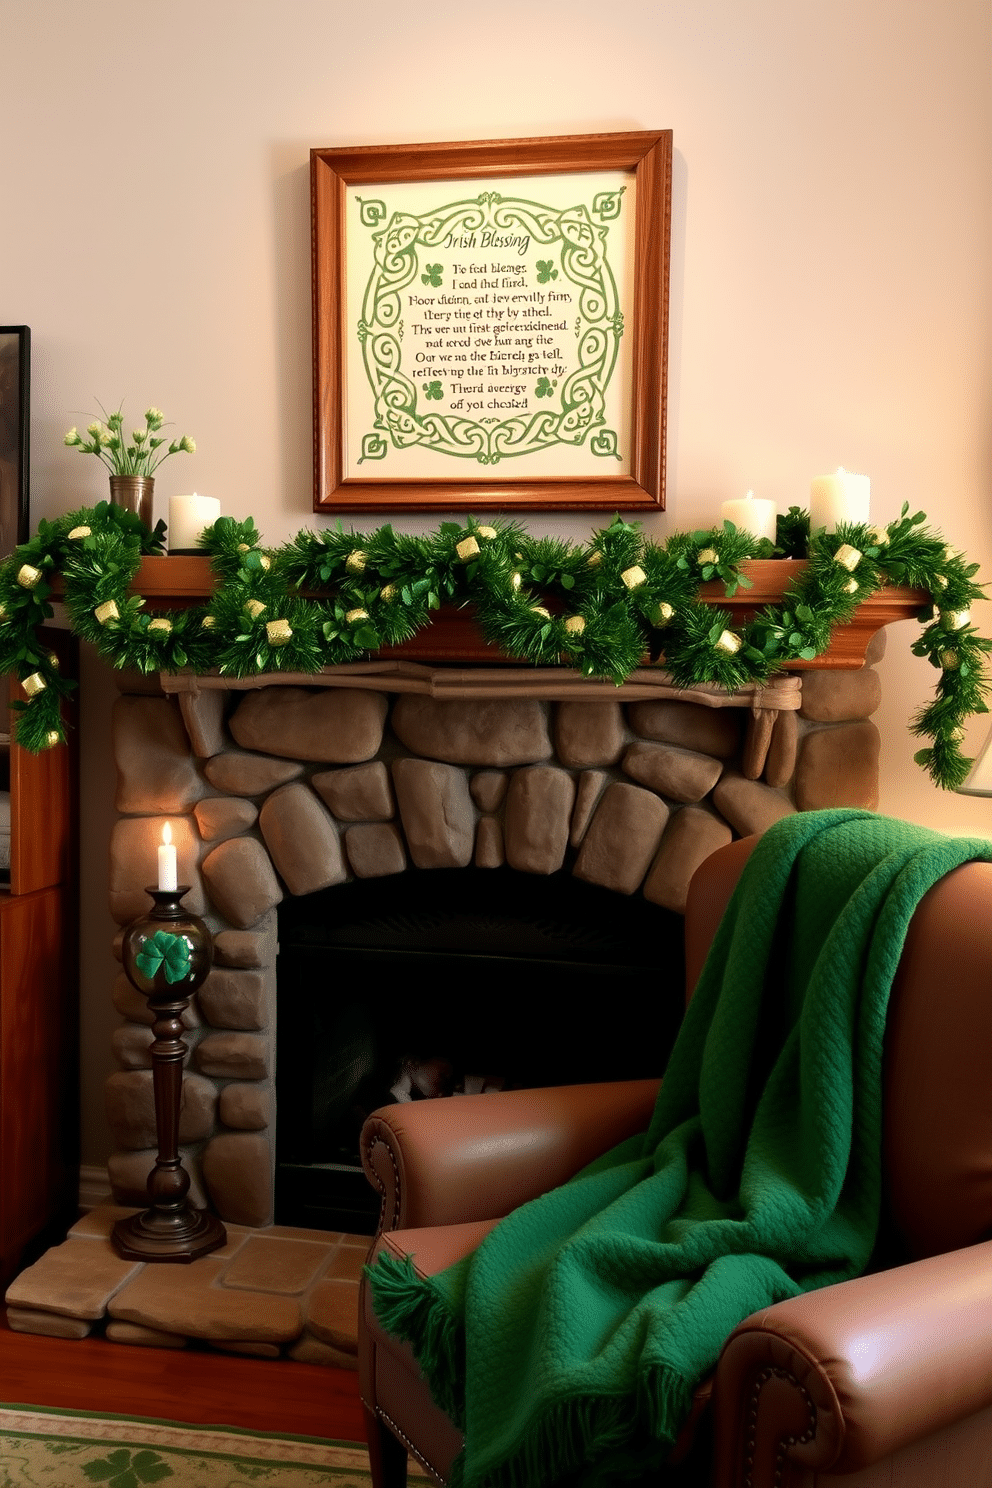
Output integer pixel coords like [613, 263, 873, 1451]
[77, 555, 928, 671]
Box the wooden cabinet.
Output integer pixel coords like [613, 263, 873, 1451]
[0, 627, 78, 1284]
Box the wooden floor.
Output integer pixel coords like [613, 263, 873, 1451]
[0, 1315, 366, 1443]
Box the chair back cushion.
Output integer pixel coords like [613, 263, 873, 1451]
[686, 844, 992, 1260]
[881, 859, 992, 1257]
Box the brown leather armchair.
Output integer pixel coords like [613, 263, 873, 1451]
[359, 836, 992, 1486]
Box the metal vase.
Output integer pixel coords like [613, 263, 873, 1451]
[109, 474, 155, 529]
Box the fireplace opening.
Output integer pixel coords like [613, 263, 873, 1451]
[275, 867, 686, 1233]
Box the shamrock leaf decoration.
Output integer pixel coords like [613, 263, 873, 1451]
[134, 930, 192, 985]
[536, 259, 558, 283]
[424, 381, 444, 401]
[421, 263, 443, 287]
[535, 377, 557, 399]
[82, 1446, 173, 1486]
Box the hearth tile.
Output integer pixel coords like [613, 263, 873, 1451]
[108, 1258, 304, 1343]
[212, 1223, 250, 1259]
[210, 1337, 283, 1358]
[325, 1242, 371, 1283]
[305, 1278, 360, 1352]
[68, 1203, 141, 1239]
[105, 1319, 189, 1349]
[221, 1236, 333, 1295]
[265, 1224, 350, 1244]
[6, 1306, 93, 1339]
[5, 1237, 142, 1320]
[288, 1331, 359, 1368]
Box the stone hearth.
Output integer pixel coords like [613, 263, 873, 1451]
[6, 1204, 364, 1362]
[102, 645, 883, 1234]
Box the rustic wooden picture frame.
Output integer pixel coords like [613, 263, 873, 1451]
[311, 131, 672, 513]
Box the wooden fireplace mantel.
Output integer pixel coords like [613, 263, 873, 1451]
[103, 556, 927, 671]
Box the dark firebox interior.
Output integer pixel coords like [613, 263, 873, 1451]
[276, 867, 686, 1232]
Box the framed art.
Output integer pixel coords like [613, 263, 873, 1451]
[0, 327, 29, 556]
[311, 131, 672, 513]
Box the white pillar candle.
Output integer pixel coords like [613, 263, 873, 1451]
[169, 494, 221, 552]
[809, 468, 870, 531]
[158, 821, 178, 891]
[720, 490, 778, 543]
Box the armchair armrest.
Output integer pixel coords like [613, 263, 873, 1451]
[712, 1239, 992, 1484]
[360, 1078, 661, 1235]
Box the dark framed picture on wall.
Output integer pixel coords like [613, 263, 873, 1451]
[311, 131, 672, 513]
[0, 327, 30, 557]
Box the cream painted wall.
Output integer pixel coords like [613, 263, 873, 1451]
[2, 0, 990, 1164]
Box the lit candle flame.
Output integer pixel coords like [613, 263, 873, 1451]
[162, 822, 172, 846]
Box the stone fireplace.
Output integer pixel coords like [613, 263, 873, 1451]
[104, 638, 884, 1233]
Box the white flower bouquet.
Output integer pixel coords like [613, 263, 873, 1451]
[64, 403, 195, 477]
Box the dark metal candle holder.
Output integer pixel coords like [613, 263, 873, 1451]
[111, 886, 227, 1263]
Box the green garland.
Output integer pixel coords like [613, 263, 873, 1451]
[0, 503, 988, 791]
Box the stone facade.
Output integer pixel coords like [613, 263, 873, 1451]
[107, 648, 884, 1230]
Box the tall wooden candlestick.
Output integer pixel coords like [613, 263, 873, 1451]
[112, 886, 226, 1262]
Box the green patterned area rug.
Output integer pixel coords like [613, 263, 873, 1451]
[0, 1405, 391, 1486]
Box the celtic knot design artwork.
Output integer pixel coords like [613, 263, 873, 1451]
[311, 131, 672, 510]
[356, 190, 626, 468]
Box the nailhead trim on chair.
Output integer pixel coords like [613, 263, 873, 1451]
[378, 1405, 449, 1485]
[364, 1133, 403, 1233]
[742, 1365, 817, 1488]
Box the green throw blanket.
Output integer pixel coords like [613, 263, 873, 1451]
[369, 810, 992, 1487]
